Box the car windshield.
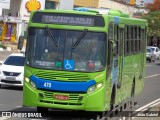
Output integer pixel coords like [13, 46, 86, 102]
[150, 48, 155, 52]
[147, 49, 151, 53]
[26, 27, 106, 72]
[4, 56, 25, 66]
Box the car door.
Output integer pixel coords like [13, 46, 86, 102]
[156, 47, 160, 59]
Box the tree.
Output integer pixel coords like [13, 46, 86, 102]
[146, 0, 160, 12]
[142, 11, 160, 37]
[141, 0, 160, 45]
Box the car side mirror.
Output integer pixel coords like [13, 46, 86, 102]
[0, 61, 3, 65]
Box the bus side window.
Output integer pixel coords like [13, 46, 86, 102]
[114, 25, 119, 57]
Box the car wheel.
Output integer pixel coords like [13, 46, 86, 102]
[152, 57, 155, 62]
[149, 58, 152, 62]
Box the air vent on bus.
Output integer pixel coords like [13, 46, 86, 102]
[33, 70, 91, 82]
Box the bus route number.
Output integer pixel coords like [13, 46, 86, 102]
[44, 82, 52, 88]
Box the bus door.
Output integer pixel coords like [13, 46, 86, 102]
[117, 24, 125, 102]
[139, 27, 146, 92]
[140, 27, 146, 78]
[107, 23, 114, 81]
[115, 24, 125, 89]
[112, 24, 124, 103]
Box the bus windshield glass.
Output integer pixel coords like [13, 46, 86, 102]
[26, 27, 106, 72]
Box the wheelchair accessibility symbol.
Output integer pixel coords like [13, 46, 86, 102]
[64, 60, 74, 70]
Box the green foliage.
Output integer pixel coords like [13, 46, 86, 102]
[142, 11, 160, 37]
[0, 43, 7, 49]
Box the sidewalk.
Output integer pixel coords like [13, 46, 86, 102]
[0, 41, 21, 60]
[0, 41, 18, 52]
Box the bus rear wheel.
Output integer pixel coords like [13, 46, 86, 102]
[37, 107, 48, 113]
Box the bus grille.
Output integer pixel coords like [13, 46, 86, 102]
[43, 91, 84, 101]
[33, 70, 91, 82]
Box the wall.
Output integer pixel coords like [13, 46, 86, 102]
[53, 0, 99, 8]
[98, 0, 144, 16]
[3, 0, 21, 16]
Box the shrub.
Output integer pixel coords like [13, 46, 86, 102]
[0, 43, 7, 49]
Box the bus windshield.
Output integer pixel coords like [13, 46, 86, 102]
[26, 27, 106, 72]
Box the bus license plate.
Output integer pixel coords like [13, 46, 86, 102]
[54, 94, 68, 100]
[6, 77, 16, 81]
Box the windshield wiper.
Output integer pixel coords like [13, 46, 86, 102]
[72, 29, 88, 49]
[45, 26, 58, 47]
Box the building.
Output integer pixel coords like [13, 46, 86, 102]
[0, 0, 45, 42]
[0, 0, 151, 43]
[0, 0, 21, 42]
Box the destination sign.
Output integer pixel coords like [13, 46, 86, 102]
[41, 15, 94, 26]
[32, 12, 105, 27]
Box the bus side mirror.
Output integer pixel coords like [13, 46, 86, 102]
[17, 36, 24, 50]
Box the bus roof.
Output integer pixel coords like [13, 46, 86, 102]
[30, 9, 147, 26]
[74, 7, 130, 18]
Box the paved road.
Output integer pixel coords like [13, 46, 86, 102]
[134, 61, 160, 108]
[0, 53, 160, 120]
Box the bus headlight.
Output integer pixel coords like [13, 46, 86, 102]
[30, 81, 36, 88]
[88, 82, 103, 94]
[88, 85, 96, 93]
[25, 77, 30, 82]
[96, 82, 103, 89]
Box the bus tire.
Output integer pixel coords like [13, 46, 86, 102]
[131, 80, 135, 97]
[110, 86, 116, 111]
[127, 80, 135, 119]
[37, 107, 48, 113]
[96, 111, 106, 119]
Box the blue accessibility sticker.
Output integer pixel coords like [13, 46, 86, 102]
[114, 16, 119, 24]
[64, 60, 75, 70]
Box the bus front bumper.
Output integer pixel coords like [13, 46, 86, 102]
[23, 83, 107, 111]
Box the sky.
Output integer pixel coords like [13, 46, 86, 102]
[144, 0, 154, 3]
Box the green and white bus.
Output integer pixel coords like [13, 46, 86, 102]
[23, 8, 147, 115]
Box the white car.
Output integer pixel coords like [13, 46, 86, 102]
[0, 53, 25, 87]
[147, 46, 160, 60]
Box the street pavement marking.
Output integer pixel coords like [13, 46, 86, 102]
[135, 98, 160, 112]
[132, 98, 160, 119]
[145, 73, 160, 79]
